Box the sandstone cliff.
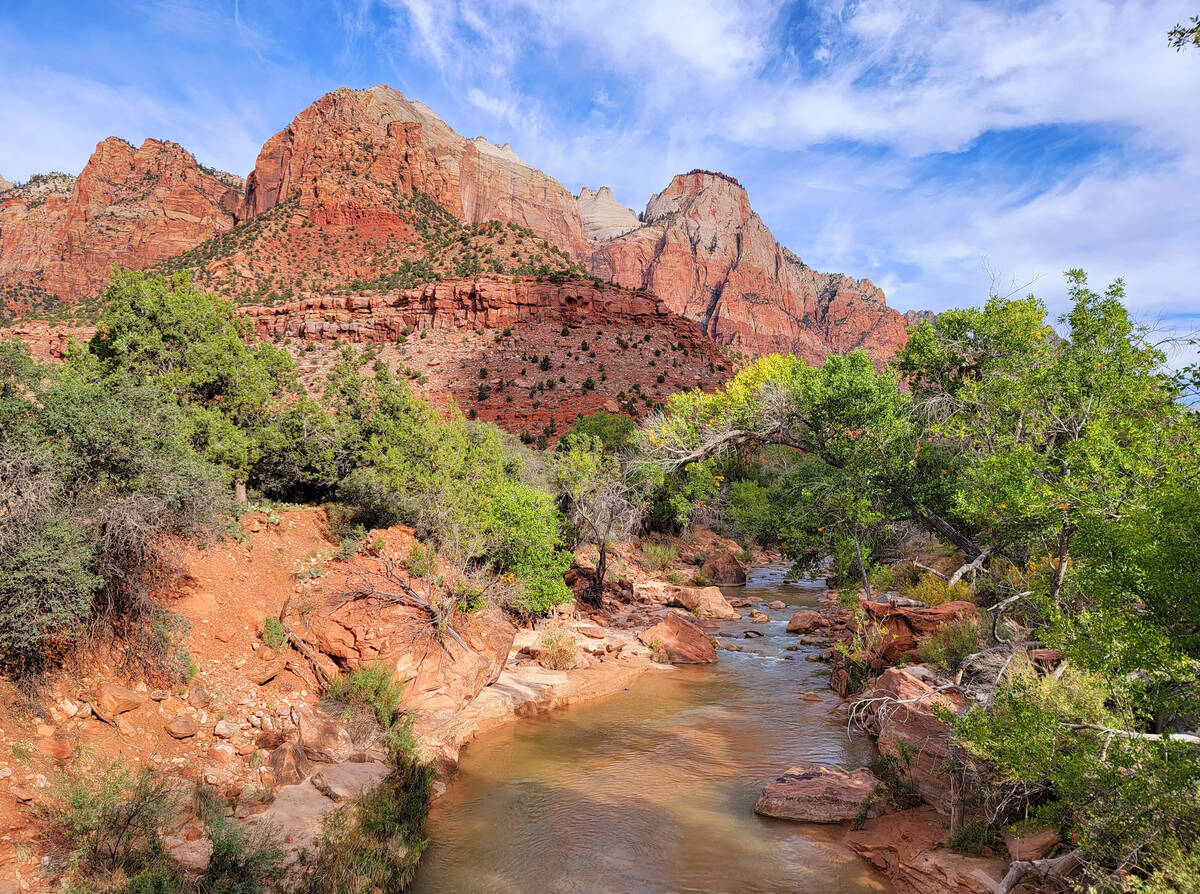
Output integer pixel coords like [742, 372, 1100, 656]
[588, 170, 910, 364]
[0, 139, 241, 306]
[240, 86, 587, 255]
[577, 186, 640, 241]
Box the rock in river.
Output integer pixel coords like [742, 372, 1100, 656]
[754, 761, 880, 823]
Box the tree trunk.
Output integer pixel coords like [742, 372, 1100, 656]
[234, 477, 248, 503]
[854, 536, 874, 602]
[1048, 522, 1076, 602]
[588, 541, 609, 607]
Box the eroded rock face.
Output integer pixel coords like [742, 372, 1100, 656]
[637, 611, 718, 663]
[589, 170, 911, 365]
[867, 668, 967, 814]
[755, 762, 879, 823]
[307, 531, 518, 715]
[241, 86, 587, 254]
[577, 186, 640, 241]
[0, 139, 241, 305]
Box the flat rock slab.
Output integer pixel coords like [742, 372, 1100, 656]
[755, 761, 879, 823]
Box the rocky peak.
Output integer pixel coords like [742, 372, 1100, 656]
[0, 136, 243, 304]
[588, 170, 910, 364]
[0, 173, 11, 193]
[239, 84, 587, 254]
[577, 186, 640, 241]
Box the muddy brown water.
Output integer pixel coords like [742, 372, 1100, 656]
[409, 566, 891, 893]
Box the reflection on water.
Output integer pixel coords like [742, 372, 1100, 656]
[410, 567, 890, 894]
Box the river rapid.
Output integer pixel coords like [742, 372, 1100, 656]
[409, 566, 891, 894]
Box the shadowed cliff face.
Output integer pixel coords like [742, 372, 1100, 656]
[0, 139, 242, 308]
[588, 170, 910, 365]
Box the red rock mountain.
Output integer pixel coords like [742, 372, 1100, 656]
[0, 85, 914, 365]
[587, 171, 908, 364]
[0, 139, 241, 310]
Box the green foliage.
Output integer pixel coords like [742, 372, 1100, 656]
[48, 756, 179, 883]
[0, 337, 226, 676]
[947, 818, 988, 856]
[900, 573, 973, 607]
[325, 662, 405, 730]
[298, 758, 434, 894]
[871, 739, 922, 809]
[88, 270, 299, 477]
[203, 813, 284, 894]
[261, 615, 286, 651]
[641, 540, 678, 571]
[559, 410, 636, 453]
[917, 621, 980, 669]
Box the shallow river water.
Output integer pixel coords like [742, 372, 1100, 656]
[409, 566, 891, 894]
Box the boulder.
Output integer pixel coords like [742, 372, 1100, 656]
[637, 612, 717, 664]
[701, 550, 747, 586]
[291, 704, 354, 763]
[213, 720, 239, 740]
[165, 836, 213, 874]
[93, 683, 143, 723]
[268, 739, 314, 786]
[750, 610, 770, 623]
[166, 716, 199, 739]
[786, 610, 822, 634]
[667, 585, 741, 620]
[868, 668, 967, 813]
[754, 762, 879, 823]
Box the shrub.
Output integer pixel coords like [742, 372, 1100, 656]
[203, 813, 284, 893]
[402, 542, 436, 578]
[947, 818, 988, 856]
[298, 758, 434, 893]
[918, 621, 981, 669]
[641, 540, 678, 571]
[324, 662, 405, 730]
[539, 628, 579, 670]
[870, 740, 922, 809]
[47, 756, 180, 881]
[900, 572, 973, 606]
[261, 615, 286, 651]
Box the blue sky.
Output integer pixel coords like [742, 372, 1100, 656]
[2, 0, 1198, 349]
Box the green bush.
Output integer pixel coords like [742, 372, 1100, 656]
[203, 813, 284, 894]
[947, 818, 988, 856]
[261, 615, 286, 651]
[641, 540, 678, 571]
[917, 621, 980, 669]
[324, 662, 405, 730]
[47, 756, 180, 882]
[298, 759, 434, 893]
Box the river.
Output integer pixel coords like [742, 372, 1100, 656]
[409, 565, 890, 893]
